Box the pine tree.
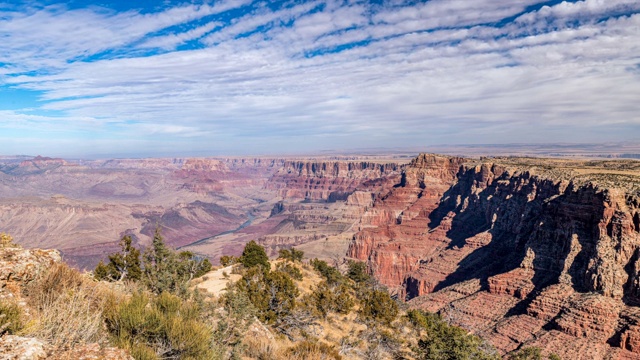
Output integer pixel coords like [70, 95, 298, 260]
[94, 235, 141, 281]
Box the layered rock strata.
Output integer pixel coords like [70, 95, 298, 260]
[348, 154, 640, 358]
[266, 161, 402, 201]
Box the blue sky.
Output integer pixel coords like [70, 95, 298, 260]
[1, 0, 639, 157]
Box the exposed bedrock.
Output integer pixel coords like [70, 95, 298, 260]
[348, 153, 640, 357]
[266, 160, 402, 201]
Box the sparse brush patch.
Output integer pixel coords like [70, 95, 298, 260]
[24, 262, 109, 349]
[278, 248, 304, 263]
[242, 335, 282, 360]
[104, 291, 221, 360]
[219, 255, 239, 267]
[0, 232, 18, 248]
[29, 286, 107, 348]
[0, 298, 24, 335]
[215, 286, 256, 349]
[26, 262, 85, 303]
[310, 259, 343, 285]
[276, 262, 303, 281]
[285, 340, 342, 360]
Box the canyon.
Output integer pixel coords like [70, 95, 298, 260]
[348, 154, 640, 358]
[2, 152, 640, 358]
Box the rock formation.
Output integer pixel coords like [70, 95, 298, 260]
[266, 160, 402, 201]
[348, 154, 640, 358]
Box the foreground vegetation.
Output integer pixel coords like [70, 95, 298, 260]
[0, 231, 560, 359]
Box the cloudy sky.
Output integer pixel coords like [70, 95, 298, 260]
[1, 0, 639, 157]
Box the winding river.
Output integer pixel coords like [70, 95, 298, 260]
[177, 213, 256, 249]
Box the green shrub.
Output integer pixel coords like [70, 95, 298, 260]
[276, 262, 303, 281]
[508, 347, 543, 360]
[94, 229, 211, 297]
[104, 291, 220, 360]
[278, 248, 304, 262]
[142, 229, 212, 295]
[306, 281, 354, 318]
[215, 287, 256, 348]
[236, 267, 299, 324]
[240, 241, 269, 269]
[408, 309, 499, 360]
[360, 289, 398, 325]
[310, 259, 343, 285]
[346, 260, 370, 284]
[0, 298, 24, 335]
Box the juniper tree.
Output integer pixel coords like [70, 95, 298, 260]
[94, 235, 141, 282]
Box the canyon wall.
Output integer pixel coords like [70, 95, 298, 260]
[266, 160, 402, 201]
[348, 154, 640, 358]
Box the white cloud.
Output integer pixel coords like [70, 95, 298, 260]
[0, 0, 639, 156]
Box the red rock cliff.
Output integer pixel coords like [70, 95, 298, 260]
[348, 154, 640, 358]
[266, 161, 402, 201]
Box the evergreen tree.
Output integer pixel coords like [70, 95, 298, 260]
[141, 228, 212, 295]
[94, 235, 141, 281]
[240, 240, 269, 269]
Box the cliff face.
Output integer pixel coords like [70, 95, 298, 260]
[266, 161, 401, 201]
[348, 154, 467, 287]
[348, 154, 640, 358]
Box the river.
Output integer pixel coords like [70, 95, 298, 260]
[177, 213, 256, 249]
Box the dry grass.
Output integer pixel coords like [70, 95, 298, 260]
[24, 262, 113, 349]
[242, 334, 283, 360]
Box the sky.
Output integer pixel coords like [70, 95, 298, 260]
[1, 0, 639, 158]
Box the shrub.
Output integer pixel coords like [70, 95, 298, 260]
[286, 340, 342, 360]
[276, 262, 303, 281]
[306, 281, 353, 318]
[25, 262, 109, 348]
[236, 267, 299, 324]
[310, 259, 343, 285]
[508, 347, 543, 360]
[278, 248, 304, 262]
[0, 298, 24, 335]
[360, 289, 398, 325]
[408, 309, 499, 360]
[30, 285, 107, 348]
[104, 291, 220, 360]
[215, 287, 256, 348]
[220, 255, 239, 267]
[27, 262, 85, 303]
[0, 232, 18, 248]
[346, 260, 370, 284]
[240, 241, 269, 269]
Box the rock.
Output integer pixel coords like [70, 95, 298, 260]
[0, 247, 61, 286]
[266, 160, 401, 201]
[49, 343, 133, 360]
[0, 335, 48, 360]
[350, 154, 640, 357]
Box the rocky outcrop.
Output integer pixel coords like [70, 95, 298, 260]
[0, 246, 61, 286]
[0, 335, 48, 360]
[349, 153, 640, 357]
[0, 246, 133, 360]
